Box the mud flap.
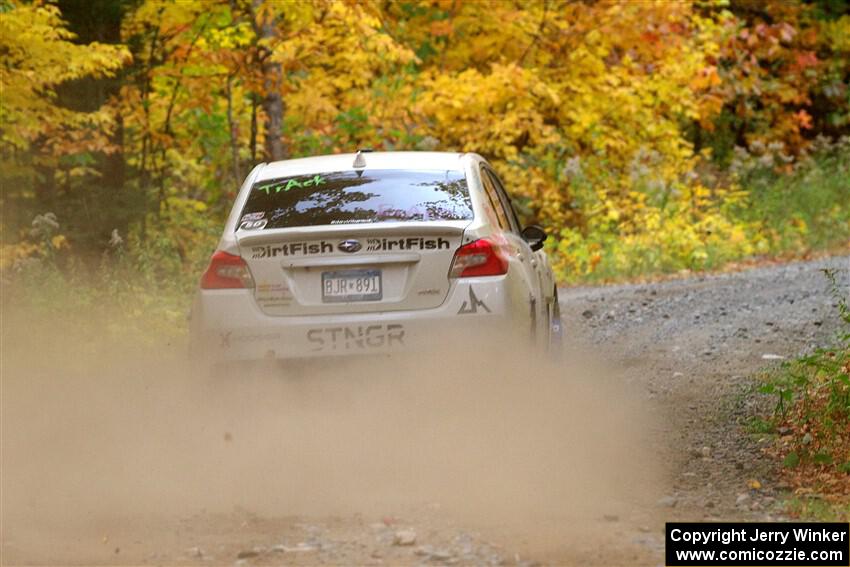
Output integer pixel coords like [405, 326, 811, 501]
[548, 288, 564, 353]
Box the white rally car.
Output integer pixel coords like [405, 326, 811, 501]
[190, 151, 560, 365]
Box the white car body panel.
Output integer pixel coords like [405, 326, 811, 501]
[191, 278, 512, 360]
[190, 151, 557, 362]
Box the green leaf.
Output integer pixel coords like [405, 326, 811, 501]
[783, 451, 800, 468]
[747, 417, 774, 434]
[813, 452, 833, 465]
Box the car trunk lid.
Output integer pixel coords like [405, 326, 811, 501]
[237, 222, 467, 315]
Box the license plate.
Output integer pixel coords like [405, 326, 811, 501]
[321, 269, 382, 302]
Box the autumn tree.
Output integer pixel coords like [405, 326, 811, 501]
[3, 0, 848, 282]
[0, 2, 129, 207]
[247, 0, 285, 162]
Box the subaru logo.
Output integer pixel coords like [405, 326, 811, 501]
[337, 239, 362, 253]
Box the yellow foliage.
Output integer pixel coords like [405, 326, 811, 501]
[51, 235, 69, 250]
[0, 2, 130, 152]
[820, 16, 850, 52]
[0, 242, 41, 270]
[4, 0, 847, 287]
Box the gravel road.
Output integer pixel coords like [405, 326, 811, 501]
[3, 255, 848, 567]
[560, 255, 850, 525]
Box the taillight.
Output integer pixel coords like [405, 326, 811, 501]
[200, 251, 254, 289]
[449, 238, 509, 278]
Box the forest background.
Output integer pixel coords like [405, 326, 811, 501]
[4, 0, 850, 519]
[1, 0, 849, 335]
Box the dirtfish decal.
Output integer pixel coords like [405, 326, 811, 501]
[251, 241, 334, 258]
[366, 237, 450, 252]
[255, 175, 325, 195]
[251, 237, 451, 259]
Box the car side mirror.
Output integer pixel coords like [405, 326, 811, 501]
[521, 225, 547, 252]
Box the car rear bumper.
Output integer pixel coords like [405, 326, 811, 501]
[189, 279, 519, 362]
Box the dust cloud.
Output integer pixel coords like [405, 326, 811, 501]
[2, 305, 662, 564]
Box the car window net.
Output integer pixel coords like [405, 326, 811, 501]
[238, 169, 473, 230]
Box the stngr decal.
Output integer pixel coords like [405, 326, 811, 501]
[307, 324, 405, 352]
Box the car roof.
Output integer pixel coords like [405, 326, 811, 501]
[255, 151, 472, 182]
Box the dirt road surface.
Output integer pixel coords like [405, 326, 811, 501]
[2, 255, 848, 566]
[561, 255, 848, 520]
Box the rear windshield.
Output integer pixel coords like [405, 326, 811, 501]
[237, 169, 472, 230]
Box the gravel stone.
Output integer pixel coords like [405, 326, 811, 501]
[657, 496, 678, 508]
[392, 529, 417, 546]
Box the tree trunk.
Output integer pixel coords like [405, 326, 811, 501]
[226, 75, 242, 184]
[252, 0, 286, 162]
[250, 92, 258, 164]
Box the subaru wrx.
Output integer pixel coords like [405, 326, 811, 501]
[189, 151, 560, 367]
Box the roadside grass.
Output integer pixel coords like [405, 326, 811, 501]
[4, 259, 191, 346]
[1, 199, 220, 344]
[754, 269, 850, 521]
[783, 496, 849, 522]
[734, 140, 850, 256]
[745, 416, 776, 435]
[553, 139, 850, 284]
